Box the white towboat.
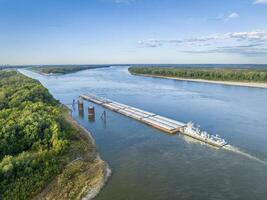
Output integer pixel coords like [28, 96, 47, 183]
[182, 122, 227, 147]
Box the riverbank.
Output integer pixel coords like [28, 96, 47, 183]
[29, 65, 110, 75]
[34, 106, 111, 200]
[0, 71, 110, 200]
[131, 73, 267, 89]
[128, 66, 267, 89]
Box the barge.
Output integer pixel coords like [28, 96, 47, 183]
[80, 94, 227, 148]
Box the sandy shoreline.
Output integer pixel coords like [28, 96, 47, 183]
[131, 73, 267, 89]
[67, 109, 112, 200]
[82, 159, 111, 200]
[34, 107, 111, 200]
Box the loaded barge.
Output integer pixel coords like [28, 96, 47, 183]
[80, 94, 227, 148]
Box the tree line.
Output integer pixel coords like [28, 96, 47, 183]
[30, 65, 109, 75]
[128, 67, 267, 82]
[0, 71, 70, 199]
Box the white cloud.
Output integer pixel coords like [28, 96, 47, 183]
[208, 12, 240, 21]
[226, 31, 267, 40]
[227, 12, 240, 19]
[138, 31, 267, 56]
[184, 45, 267, 57]
[138, 31, 267, 47]
[138, 39, 163, 47]
[253, 0, 267, 4]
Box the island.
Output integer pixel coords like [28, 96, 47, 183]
[0, 71, 110, 200]
[128, 66, 267, 88]
[30, 65, 110, 75]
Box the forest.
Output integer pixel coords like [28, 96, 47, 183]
[0, 71, 70, 199]
[128, 67, 267, 83]
[30, 65, 109, 75]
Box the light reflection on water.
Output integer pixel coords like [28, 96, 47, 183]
[20, 66, 267, 200]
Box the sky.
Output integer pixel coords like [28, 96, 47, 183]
[0, 0, 267, 65]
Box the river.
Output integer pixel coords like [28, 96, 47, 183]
[20, 66, 267, 200]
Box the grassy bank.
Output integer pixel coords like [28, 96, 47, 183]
[129, 67, 267, 83]
[30, 65, 109, 75]
[0, 71, 108, 200]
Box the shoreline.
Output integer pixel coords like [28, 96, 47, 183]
[64, 108, 112, 200]
[131, 73, 267, 89]
[82, 158, 111, 200]
[68, 110, 112, 200]
[28, 66, 110, 76]
[34, 106, 111, 200]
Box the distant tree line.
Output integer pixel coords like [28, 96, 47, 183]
[128, 67, 267, 82]
[0, 71, 70, 199]
[31, 65, 109, 75]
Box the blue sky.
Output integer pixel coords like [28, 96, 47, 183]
[0, 0, 267, 65]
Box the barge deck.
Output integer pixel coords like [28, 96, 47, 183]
[80, 94, 227, 148]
